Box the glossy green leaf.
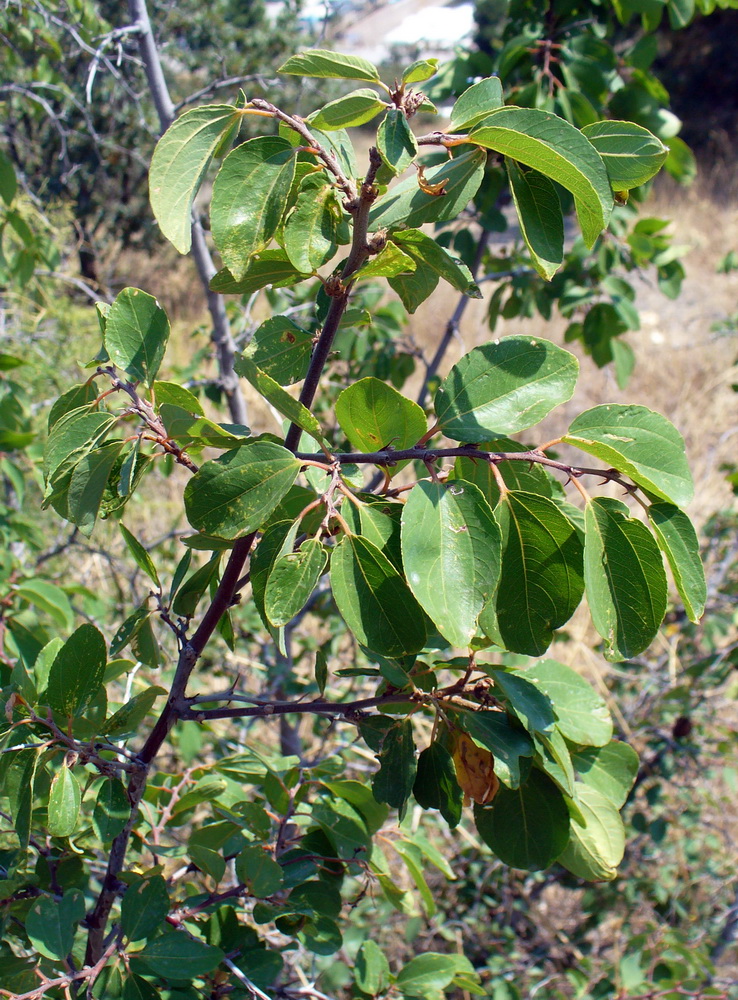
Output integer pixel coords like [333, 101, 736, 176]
[153, 380, 204, 415]
[278, 49, 380, 83]
[571, 741, 639, 807]
[184, 442, 301, 539]
[211, 136, 297, 281]
[210, 249, 308, 294]
[359, 242, 417, 280]
[582, 120, 668, 190]
[265, 539, 327, 627]
[402, 58, 439, 84]
[648, 502, 706, 622]
[564, 403, 694, 506]
[462, 711, 534, 788]
[558, 784, 625, 881]
[435, 336, 579, 442]
[356, 939, 391, 995]
[308, 89, 387, 130]
[122, 876, 170, 942]
[103, 685, 166, 738]
[449, 77, 504, 131]
[25, 891, 84, 960]
[331, 534, 426, 657]
[392, 229, 481, 297]
[138, 931, 224, 979]
[120, 523, 161, 590]
[239, 364, 323, 446]
[377, 109, 418, 175]
[471, 107, 612, 247]
[93, 777, 130, 841]
[105, 288, 170, 386]
[335, 376, 426, 471]
[401, 479, 501, 647]
[474, 769, 569, 870]
[522, 659, 613, 746]
[369, 147, 487, 231]
[16, 580, 74, 632]
[489, 670, 556, 735]
[584, 497, 667, 660]
[479, 491, 584, 655]
[241, 317, 313, 387]
[5, 749, 38, 850]
[149, 105, 239, 253]
[372, 720, 417, 811]
[159, 404, 250, 449]
[284, 175, 341, 272]
[47, 765, 81, 837]
[47, 623, 107, 717]
[235, 845, 284, 897]
[506, 160, 564, 280]
[413, 742, 463, 828]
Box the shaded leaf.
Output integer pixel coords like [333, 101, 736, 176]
[648, 502, 706, 622]
[558, 784, 625, 881]
[138, 931, 224, 979]
[506, 160, 564, 280]
[372, 720, 417, 811]
[105, 288, 170, 386]
[462, 711, 534, 788]
[47, 765, 81, 838]
[47, 624, 107, 717]
[121, 876, 170, 942]
[571, 741, 639, 808]
[377, 109, 418, 175]
[235, 356, 326, 445]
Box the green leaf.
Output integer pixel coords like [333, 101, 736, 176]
[184, 442, 301, 539]
[564, 404, 694, 506]
[369, 147, 487, 231]
[331, 534, 427, 657]
[120, 524, 161, 590]
[47, 381, 99, 431]
[453, 436, 554, 506]
[284, 175, 341, 272]
[558, 784, 625, 881]
[401, 479, 501, 647]
[6, 749, 39, 849]
[584, 497, 668, 660]
[435, 336, 579, 441]
[474, 769, 570, 870]
[241, 317, 313, 386]
[571, 741, 639, 807]
[44, 408, 116, 487]
[449, 77, 504, 132]
[387, 257, 438, 313]
[395, 953, 460, 995]
[211, 137, 297, 281]
[522, 659, 613, 746]
[160, 405, 250, 449]
[122, 876, 170, 942]
[138, 931, 224, 979]
[103, 685, 167, 738]
[278, 49, 380, 83]
[392, 229, 481, 297]
[16, 580, 74, 632]
[65, 440, 124, 536]
[123, 975, 161, 1000]
[335, 377, 426, 472]
[377, 109, 418, 175]
[265, 539, 327, 627]
[413, 742, 463, 828]
[582, 121, 668, 190]
[372, 720, 417, 811]
[105, 288, 170, 386]
[149, 105, 239, 253]
[25, 891, 84, 960]
[210, 249, 308, 294]
[154, 380, 204, 415]
[462, 711, 534, 788]
[93, 777, 130, 841]
[356, 939, 391, 995]
[235, 356, 326, 445]
[0, 148, 18, 205]
[359, 242, 417, 280]
[647, 502, 706, 622]
[402, 58, 439, 84]
[506, 161, 564, 280]
[235, 845, 284, 897]
[47, 623, 107, 717]
[480, 491, 584, 656]
[471, 107, 612, 248]
[669, 0, 695, 28]
[308, 89, 387, 130]
[47, 765, 81, 837]
[489, 670, 556, 735]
